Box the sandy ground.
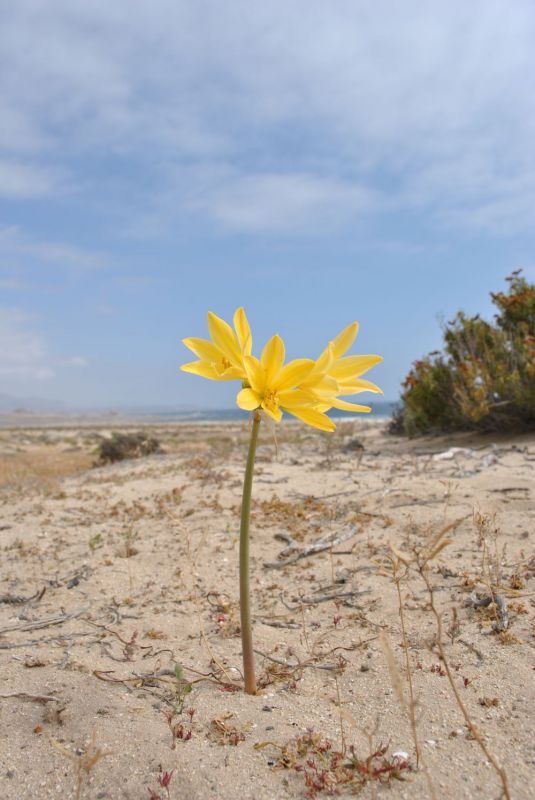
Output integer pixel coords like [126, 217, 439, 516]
[0, 418, 534, 800]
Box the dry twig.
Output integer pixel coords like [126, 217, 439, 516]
[265, 527, 359, 569]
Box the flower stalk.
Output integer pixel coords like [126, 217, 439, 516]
[180, 307, 383, 696]
[239, 410, 261, 694]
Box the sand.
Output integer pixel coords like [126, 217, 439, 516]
[0, 418, 533, 799]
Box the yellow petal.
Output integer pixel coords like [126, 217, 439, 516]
[237, 388, 261, 410]
[261, 401, 283, 422]
[300, 374, 339, 398]
[286, 407, 336, 432]
[338, 378, 384, 395]
[330, 355, 383, 381]
[313, 403, 332, 413]
[277, 389, 317, 408]
[332, 398, 371, 413]
[182, 337, 222, 362]
[261, 334, 285, 384]
[331, 322, 359, 359]
[273, 359, 315, 392]
[219, 366, 245, 380]
[311, 342, 335, 376]
[243, 355, 265, 394]
[207, 312, 241, 365]
[233, 307, 252, 356]
[180, 360, 218, 380]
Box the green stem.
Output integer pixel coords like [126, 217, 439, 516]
[239, 410, 261, 694]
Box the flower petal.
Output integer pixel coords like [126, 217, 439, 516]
[311, 342, 335, 375]
[261, 402, 283, 422]
[237, 388, 261, 410]
[182, 337, 222, 362]
[180, 360, 219, 380]
[233, 307, 252, 356]
[300, 374, 339, 398]
[330, 355, 383, 381]
[338, 378, 384, 395]
[277, 389, 317, 408]
[207, 311, 241, 365]
[331, 322, 359, 359]
[313, 403, 331, 413]
[244, 355, 266, 394]
[219, 366, 245, 380]
[332, 398, 371, 413]
[286, 407, 336, 432]
[261, 334, 285, 384]
[274, 359, 315, 391]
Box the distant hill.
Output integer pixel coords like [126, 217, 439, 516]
[0, 394, 66, 413]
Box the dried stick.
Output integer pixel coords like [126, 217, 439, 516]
[387, 554, 437, 800]
[280, 588, 367, 611]
[418, 558, 511, 800]
[0, 605, 90, 635]
[0, 692, 60, 703]
[253, 648, 345, 673]
[0, 587, 45, 604]
[0, 631, 96, 650]
[391, 558, 420, 767]
[264, 527, 358, 569]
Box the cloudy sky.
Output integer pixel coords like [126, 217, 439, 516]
[1, 0, 534, 409]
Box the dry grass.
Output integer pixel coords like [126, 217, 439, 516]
[0, 419, 532, 799]
[0, 448, 93, 493]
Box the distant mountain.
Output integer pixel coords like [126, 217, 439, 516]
[0, 394, 66, 413]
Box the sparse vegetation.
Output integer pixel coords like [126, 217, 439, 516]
[96, 431, 162, 463]
[392, 271, 535, 435]
[0, 418, 531, 798]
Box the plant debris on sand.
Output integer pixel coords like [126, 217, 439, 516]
[0, 417, 533, 798]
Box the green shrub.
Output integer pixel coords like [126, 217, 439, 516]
[392, 271, 535, 436]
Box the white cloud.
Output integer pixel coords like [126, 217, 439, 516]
[0, 308, 88, 381]
[0, 226, 108, 270]
[0, 1, 534, 235]
[0, 160, 64, 198]
[186, 171, 375, 233]
[59, 355, 88, 367]
[0, 308, 53, 379]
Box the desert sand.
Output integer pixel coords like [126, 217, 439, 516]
[0, 418, 534, 799]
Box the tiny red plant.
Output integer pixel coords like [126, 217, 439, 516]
[156, 769, 174, 799]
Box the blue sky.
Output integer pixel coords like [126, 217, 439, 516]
[1, 0, 534, 409]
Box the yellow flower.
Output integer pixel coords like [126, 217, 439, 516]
[236, 334, 335, 432]
[301, 322, 383, 413]
[181, 307, 252, 381]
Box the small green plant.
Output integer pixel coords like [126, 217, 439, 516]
[88, 533, 103, 551]
[173, 664, 193, 713]
[392, 271, 535, 435]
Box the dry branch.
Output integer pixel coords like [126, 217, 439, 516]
[0, 587, 45, 605]
[264, 527, 359, 569]
[0, 605, 90, 635]
[0, 692, 60, 703]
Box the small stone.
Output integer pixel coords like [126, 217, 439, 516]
[360, 664, 370, 672]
